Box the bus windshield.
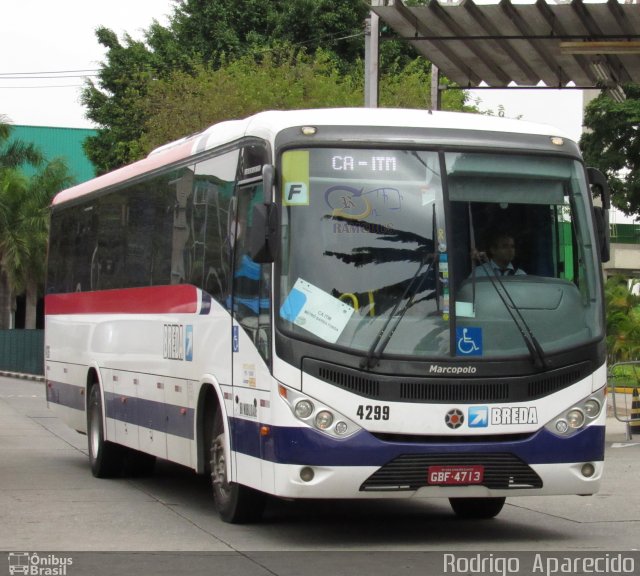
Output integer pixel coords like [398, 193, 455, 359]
[277, 147, 603, 361]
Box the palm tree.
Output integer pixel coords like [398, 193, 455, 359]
[0, 169, 28, 328]
[0, 115, 43, 170]
[22, 160, 74, 327]
[0, 161, 74, 329]
[0, 116, 73, 329]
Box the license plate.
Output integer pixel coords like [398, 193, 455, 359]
[427, 465, 484, 485]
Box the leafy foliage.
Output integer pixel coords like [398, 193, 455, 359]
[81, 27, 164, 173]
[168, 0, 368, 68]
[580, 85, 640, 216]
[0, 115, 43, 170]
[140, 48, 364, 152]
[378, 58, 469, 112]
[604, 275, 640, 363]
[0, 118, 74, 328]
[82, 0, 473, 172]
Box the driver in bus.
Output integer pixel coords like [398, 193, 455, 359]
[472, 232, 526, 277]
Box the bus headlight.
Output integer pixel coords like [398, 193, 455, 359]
[335, 421, 349, 435]
[584, 399, 601, 418]
[279, 384, 361, 438]
[295, 400, 314, 419]
[545, 387, 605, 437]
[566, 409, 585, 429]
[315, 410, 334, 430]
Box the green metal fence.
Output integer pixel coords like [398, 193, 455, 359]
[0, 330, 44, 376]
[610, 223, 640, 245]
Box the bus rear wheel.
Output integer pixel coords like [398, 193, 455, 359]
[87, 383, 125, 478]
[449, 497, 506, 519]
[210, 408, 266, 523]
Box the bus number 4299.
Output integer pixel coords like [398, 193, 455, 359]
[356, 405, 390, 420]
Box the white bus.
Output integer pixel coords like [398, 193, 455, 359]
[45, 108, 610, 522]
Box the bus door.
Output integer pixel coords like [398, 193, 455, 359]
[230, 180, 273, 487]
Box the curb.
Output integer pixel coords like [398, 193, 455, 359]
[0, 370, 44, 382]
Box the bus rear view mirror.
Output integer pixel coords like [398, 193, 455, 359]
[249, 203, 279, 263]
[587, 167, 610, 263]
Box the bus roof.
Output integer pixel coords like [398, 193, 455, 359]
[52, 108, 572, 207]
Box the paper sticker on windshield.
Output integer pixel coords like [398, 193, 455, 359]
[280, 279, 354, 343]
[284, 182, 309, 205]
[456, 327, 483, 356]
[282, 150, 310, 206]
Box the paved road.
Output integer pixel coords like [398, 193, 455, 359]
[1, 375, 639, 575]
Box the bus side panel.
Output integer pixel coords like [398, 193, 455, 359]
[165, 377, 193, 468]
[45, 291, 234, 472]
[105, 368, 140, 452]
[136, 371, 168, 460]
[44, 313, 92, 434]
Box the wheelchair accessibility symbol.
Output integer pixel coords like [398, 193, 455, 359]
[456, 327, 482, 356]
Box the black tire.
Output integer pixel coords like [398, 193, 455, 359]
[87, 383, 125, 478]
[449, 497, 506, 519]
[210, 407, 266, 523]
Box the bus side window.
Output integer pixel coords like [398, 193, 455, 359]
[96, 192, 127, 290]
[232, 183, 272, 364]
[47, 209, 76, 294]
[191, 149, 240, 304]
[74, 205, 98, 292]
[170, 169, 194, 284]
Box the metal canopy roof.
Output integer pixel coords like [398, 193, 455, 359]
[370, 0, 640, 99]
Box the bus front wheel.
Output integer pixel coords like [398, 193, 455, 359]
[87, 383, 125, 478]
[210, 408, 266, 523]
[449, 497, 506, 519]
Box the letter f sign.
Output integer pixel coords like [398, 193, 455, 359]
[284, 182, 309, 206]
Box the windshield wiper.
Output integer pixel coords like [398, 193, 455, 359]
[360, 254, 435, 371]
[472, 258, 547, 370]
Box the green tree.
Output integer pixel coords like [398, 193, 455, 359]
[0, 117, 44, 329]
[82, 1, 370, 173]
[0, 115, 43, 171]
[379, 57, 470, 111]
[81, 27, 165, 174]
[604, 275, 640, 363]
[168, 0, 368, 68]
[0, 118, 74, 329]
[82, 0, 474, 173]
[0, 169, 27, 329]
[140, 48, 363, 152]
[580, 85, 640, 215]
[0, 161, 73, 329]
[139, 49, 472, 155]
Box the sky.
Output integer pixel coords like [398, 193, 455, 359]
[1, 0, 175, 129]
[1, 1, 586, 139]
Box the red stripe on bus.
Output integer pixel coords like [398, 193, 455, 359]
[45, 285, 199, 315]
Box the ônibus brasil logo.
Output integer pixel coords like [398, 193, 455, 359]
[8, 552, 73, 576]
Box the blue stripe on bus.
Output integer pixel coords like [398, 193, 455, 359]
[45, 380, 194, 440]
[46, 380, 86, 411]
[230, 418, 605, 467]
[104, 392, 194, 439]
